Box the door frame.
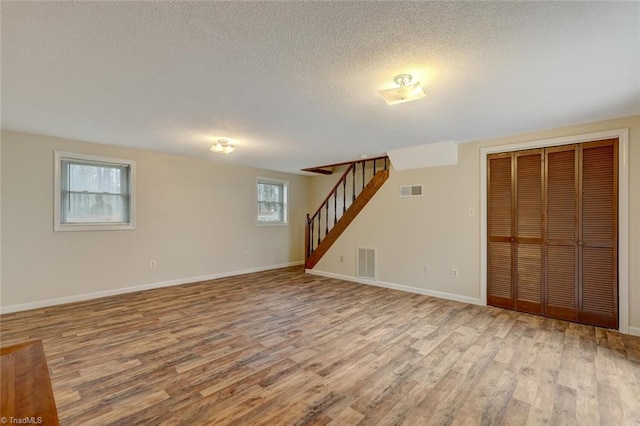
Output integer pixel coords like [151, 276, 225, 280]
[480, 129, 629, 333]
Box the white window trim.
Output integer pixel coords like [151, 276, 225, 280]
[479, 128, 629, 334]
[54, 151, 136, 231]
[256, 177, 289, 226]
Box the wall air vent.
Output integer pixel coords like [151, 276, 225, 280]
[357, 247, 377, 280]
[400, 184, 423, 197]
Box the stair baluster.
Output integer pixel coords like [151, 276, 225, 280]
[352, 166, 356, 203]
[317, 209, 321, 246]
[325, 203, 329, 236]
[334, 190, 338, 225]
[343, 178, 347, 214]
[309, 219, 312, 253]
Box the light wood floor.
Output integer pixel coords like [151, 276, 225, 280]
[1, 267, 639, 425]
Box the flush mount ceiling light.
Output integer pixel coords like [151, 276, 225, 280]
[210, 139, 236, 154]
[378, 74, 426, 105]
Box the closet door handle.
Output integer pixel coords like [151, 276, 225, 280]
[510, 237, 515, 242]
[577, 241, 584, 246]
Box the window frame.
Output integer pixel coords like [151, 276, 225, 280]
[256, 177, 289, 226]
[54, 151, 136, 231]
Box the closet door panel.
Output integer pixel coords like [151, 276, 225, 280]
[580, 247, 616, 328]
[516, 152, 543, 239]
[488, 155, 513, 238]
[546, 245, 577, 320]
[488, 154, 514, 308]
[514, 151, 543, 314]
[545, 146, 578, 320]
[515, 243, 543, 314]
[547, 148, 577, 241]
[488, 242, 513, 308]
[579, 140, 618, 328]
[582, 143, 616, 243]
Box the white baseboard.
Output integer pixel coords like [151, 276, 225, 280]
[629, 327, 640, 337]
[306, 269, 483, 306]
[0, 261, 304, 315]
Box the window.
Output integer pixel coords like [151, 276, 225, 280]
[54, 151, 135, 231]
[256, 178, 288, 225]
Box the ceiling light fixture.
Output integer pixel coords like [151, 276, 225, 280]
[210, 139, 236, 154]
[378, 74, 426, 105]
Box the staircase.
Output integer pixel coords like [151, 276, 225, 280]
[305, 156, 390, 269]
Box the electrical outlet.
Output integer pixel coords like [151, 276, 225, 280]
[424, 264, 430, 274]
[150, 260, 157, 269]
[451, 268, 459, 278]
[339, 255, 344, 263]
[468, 207, 475, 217]
[244, 251, 249, 258]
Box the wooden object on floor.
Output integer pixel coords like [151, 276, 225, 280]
[1, 340, 60, 425]
[1, 267, 639, 425]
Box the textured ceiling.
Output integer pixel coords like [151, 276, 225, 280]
[2, 1, 639, 173]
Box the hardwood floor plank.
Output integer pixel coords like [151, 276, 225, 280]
[84, 390, 170, 425]
[526, 369, 557, 425]
[550, 384, 577, 425]
[499, 398, 531, 426]
[2, 266, 639, 425]
[327, 406, 364, 425]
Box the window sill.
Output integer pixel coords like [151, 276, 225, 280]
[256, 222, 289, 227]
[54, 223, 135, 232]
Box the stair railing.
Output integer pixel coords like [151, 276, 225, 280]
[305, 156, 388, 259]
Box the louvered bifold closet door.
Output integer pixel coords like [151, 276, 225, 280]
[579, 139, 618, 328]
[514, 150, 544, 315]
[545, 145, 578, 321]
[487, 153, 514, 309]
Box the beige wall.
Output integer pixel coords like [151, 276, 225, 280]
[3, 115, 638, 332]
[312, 115, 640, 332]
[0, 136, 2, 308]
[1, 130, 311, 310]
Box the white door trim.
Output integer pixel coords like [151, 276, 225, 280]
[479, 128, 630, 334]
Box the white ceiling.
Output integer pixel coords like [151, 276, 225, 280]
[2, 1, 639, 173]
